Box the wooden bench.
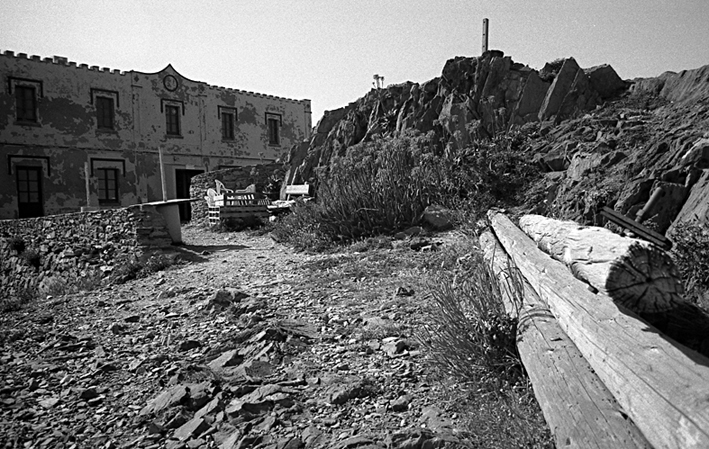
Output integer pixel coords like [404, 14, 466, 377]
[207, 182, 270, 226]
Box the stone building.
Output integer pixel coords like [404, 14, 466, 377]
[0, 50, 312, 220]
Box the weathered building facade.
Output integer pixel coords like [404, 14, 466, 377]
[0, 51, 312, 219]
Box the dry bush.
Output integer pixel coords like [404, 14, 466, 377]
[272, 130, 538, 250]
[419, 243, 554, 448]
[670, 221, 709, 309]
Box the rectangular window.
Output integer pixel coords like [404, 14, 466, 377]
[165, 105, 181, 136]
[222, 111, 235, 140]
[96, 96, 115, 130]
[16, 85, 37, 122]
[97, 168, 119, 204]
[267, 113, 281, 146]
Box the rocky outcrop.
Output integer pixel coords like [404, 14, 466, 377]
[285, 52, 629, 186]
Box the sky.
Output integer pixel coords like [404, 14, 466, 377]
[3, 0, 708, 125]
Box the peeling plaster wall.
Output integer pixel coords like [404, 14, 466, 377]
[0, 51, 312, 219]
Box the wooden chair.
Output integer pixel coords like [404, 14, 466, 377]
[215, 180, 233, 195]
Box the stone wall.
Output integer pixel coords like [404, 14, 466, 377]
[189, 163, 284, 224]
[0, 205, 171, 299]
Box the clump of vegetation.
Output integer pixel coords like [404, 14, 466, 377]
[420, 248, 524, 389]
[9, 236, 26, 253]
[21, 248, 41, 269]
[1, 287, 38, 313]
[272, 130, 538, 250]
[538, 58, 566, 82]
[40, 269, 104, 297]
[419, 245, 553, 448]
[110, 253, 176, 284]
[670, 221, 709, 309]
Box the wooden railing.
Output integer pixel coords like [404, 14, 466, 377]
[482, 211, 709, 449]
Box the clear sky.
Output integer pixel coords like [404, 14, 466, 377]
[3, 0, 708, 125]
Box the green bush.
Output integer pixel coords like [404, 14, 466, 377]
[419, 249, 524, 390]
[418, 242, 553, 448]
[9, 236, 25, 253]
[670, 221, 709, 307]
[272, 130, 537, 249]
[21, 249, 41, 269]
[1, 287, 38, 313]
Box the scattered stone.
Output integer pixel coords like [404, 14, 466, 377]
[178, 340, 202, 352]
[421, 205, 454, 231]
[174, 417, 210, 441]
[390, 395, 411, 412]
[108, 323, 126, 334]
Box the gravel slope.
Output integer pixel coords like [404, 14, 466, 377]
[1, 226, 474, 449]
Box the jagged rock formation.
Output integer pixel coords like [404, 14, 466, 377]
[284, 52, 709, 245]
[284, 51, 629, 186]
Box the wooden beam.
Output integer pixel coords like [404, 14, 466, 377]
[480, 231, 651, 449]
[489, 211, 709, 449]
[518, 214, 684, 313]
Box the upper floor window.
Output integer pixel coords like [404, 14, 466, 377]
[97, 168, 119, 204]
[165, 105, 181, 136]
[219, 107, 237, 140]
[266, 112, 282, 146]
[96, 96, 115, 130]
[15, 85, 37, 123]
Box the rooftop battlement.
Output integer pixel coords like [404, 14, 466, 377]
[2, 49, 310, 104]
[2, 50, 128, 76]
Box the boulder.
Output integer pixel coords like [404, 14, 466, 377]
[539, 58, 581, 121]
[668, 169, 709, 234]
[512, 71, 550, 123]
[421, 205, 454, 231]
[680, 138, 709, 169]
[585, 64, 629, 99]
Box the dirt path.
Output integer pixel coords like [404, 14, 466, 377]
[1, 226, 470, 449]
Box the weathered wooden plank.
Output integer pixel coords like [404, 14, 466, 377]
[285, 184, 311, 196]
[489, 211, 709, 449]
[480, 231, 651, 449]
[518, 214, 684, 313]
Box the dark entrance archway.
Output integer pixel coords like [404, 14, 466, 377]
[175, 169, 203, 222]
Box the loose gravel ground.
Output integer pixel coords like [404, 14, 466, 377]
[1, 225, 485, 449]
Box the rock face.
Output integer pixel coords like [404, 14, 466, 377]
[281, 52, 709, 244]
[284, 52, 628, 186]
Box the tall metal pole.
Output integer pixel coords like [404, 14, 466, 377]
[482, 18, 489, 54]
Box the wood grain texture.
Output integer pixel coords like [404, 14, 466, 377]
[518, 214, 683, 313]
[480, 231, 651, 449]
[490, 211, 709, 449]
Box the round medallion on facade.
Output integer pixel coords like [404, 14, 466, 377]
[163, 75, 178, 91]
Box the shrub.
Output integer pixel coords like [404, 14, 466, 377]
[670, 221, 709, 307]
[21, 249, 41, 269]
[418, 240, 553, 448]
[419, 248, 525, 390]
[40, 269, 104, 297]
[9, 236, 25, 253]
[1, 287, 38, 313]
[272, 130, 538, 249]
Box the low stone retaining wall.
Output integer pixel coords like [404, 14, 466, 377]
[0, 205, 171, 299]
[189, 163, 284, 224]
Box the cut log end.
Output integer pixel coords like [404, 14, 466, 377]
[607, 242, 684, 314]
